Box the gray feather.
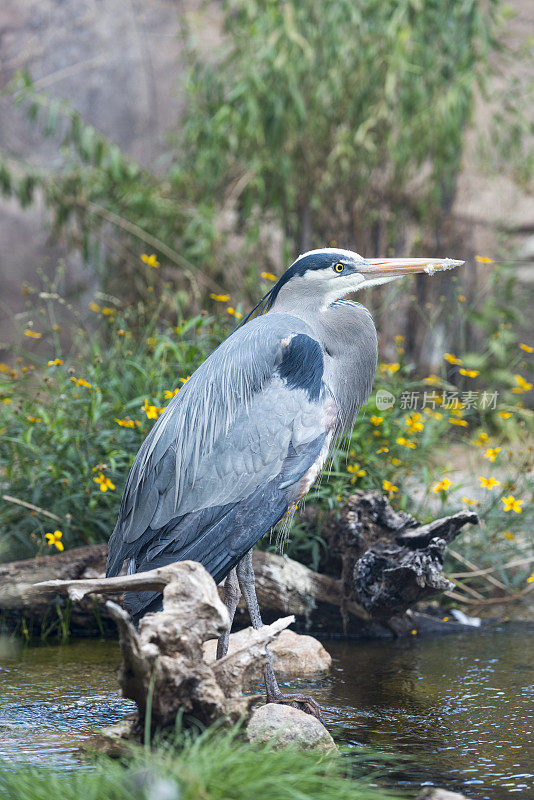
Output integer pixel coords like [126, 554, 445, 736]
[107, 315, 332, 576]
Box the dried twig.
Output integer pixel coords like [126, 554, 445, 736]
[451, 581, 486, 600]
[445, 584, 532, 607]
[2, 494, 63, 524]
[448, 548, 507, 592]
[1, 493, 90, 542]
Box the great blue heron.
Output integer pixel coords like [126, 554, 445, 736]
[107, 248, 462, 718]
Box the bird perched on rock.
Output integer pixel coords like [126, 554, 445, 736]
[107, 248, 463, 718]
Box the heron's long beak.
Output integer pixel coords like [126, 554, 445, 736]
[360, 257, 464, 278]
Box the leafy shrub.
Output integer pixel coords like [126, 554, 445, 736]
[0, 270, 226, 560]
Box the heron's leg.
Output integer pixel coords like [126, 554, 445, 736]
[236, 550, 323, 723]
[216, 567, 241, 659]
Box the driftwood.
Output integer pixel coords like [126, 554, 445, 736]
[108, 575, 292, 732]
[0, 492, 479, 638]
[0, 543, 114, 636]
[0, 545, 369, 637]
[37, 559, 294, 736]
[316, 491, 479, 625]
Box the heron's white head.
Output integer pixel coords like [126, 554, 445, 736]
[266, 248, 464, 312]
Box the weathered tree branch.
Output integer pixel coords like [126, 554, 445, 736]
[60, 560, 296, 737]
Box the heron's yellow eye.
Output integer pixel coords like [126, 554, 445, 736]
[333, 263, 344, 273]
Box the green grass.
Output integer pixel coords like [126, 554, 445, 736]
[0, 725, 400, 800]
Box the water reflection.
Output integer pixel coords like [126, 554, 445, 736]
[281, 624, 534, 799]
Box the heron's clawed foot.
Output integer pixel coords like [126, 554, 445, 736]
[265, 687, 324, 724]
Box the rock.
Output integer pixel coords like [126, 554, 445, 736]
[89, 719, 136, 757]
[270, 629, 332, 675]
[246, 704, 336, 752]
[203, 627, 331, 677]
[418, 789, 471, 800]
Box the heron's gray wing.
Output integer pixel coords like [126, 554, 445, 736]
[107, 315, 337, 583]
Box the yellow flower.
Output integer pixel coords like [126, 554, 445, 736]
[347, 464, 365, 476]
[179, 376, 190, 384]
[431, 477, 452, 493]
[512, 374, 533, 394]
[527, 572, 534, 584]
[519, 343, 533, 353]
[394, 335, 405, 344]
[405, 412, 424, 433]
[163, 388, 180, 399]
[93, 471, 116, 492]
[45, 530, 64, 551]
[461, 496, 479, 506]
[89, 301, 100, 312]
[501, 494, 522, 513]
[391, 457, 401, 466]
[47, 358, 63, 366]
[210, 293, 230, 302]
[424, 409, 443, 420]
[473, 431, 489, 447]
[458, 295, 466, 302]
[503, 531, 515, 541]
[260, 272, 277, 281]
[24, 329, 42, 339]
[498, 411, 512, 419]
[396, 436, 416, 449]
[141, 253, 160, 268]
[227, 307, 243, 319]
[424, 374, 442, 385]
[117, 329, 129, 337]
[484, 447, 501, 462]
[27, 416, 42, 423]
[449, 418, 468, 427]
[70, 377, 92, 388]
[377, 446, 389, 454]
[381, 362, 400, 373]
[475, 255, 494, 264]
[459, 368, 479, 377]
[370, 415, 383, 426]
[115, 418, 140, 428]
[443, 353, 462, 365]
[479, 476, 501, 489]
[382, 479, 398, 493]
[2, 397, 11, 404]
[142, 399, 166, 419]
[101, 306, 115, 316]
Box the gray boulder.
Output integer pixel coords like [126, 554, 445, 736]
[203, 627, 332, 677]
[246, 703, 336, 752]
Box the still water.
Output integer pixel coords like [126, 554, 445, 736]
[0, 624, 532, 798]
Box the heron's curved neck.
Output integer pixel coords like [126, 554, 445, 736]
[269, 295, 378, 431]
[269, 277, 326, 317]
